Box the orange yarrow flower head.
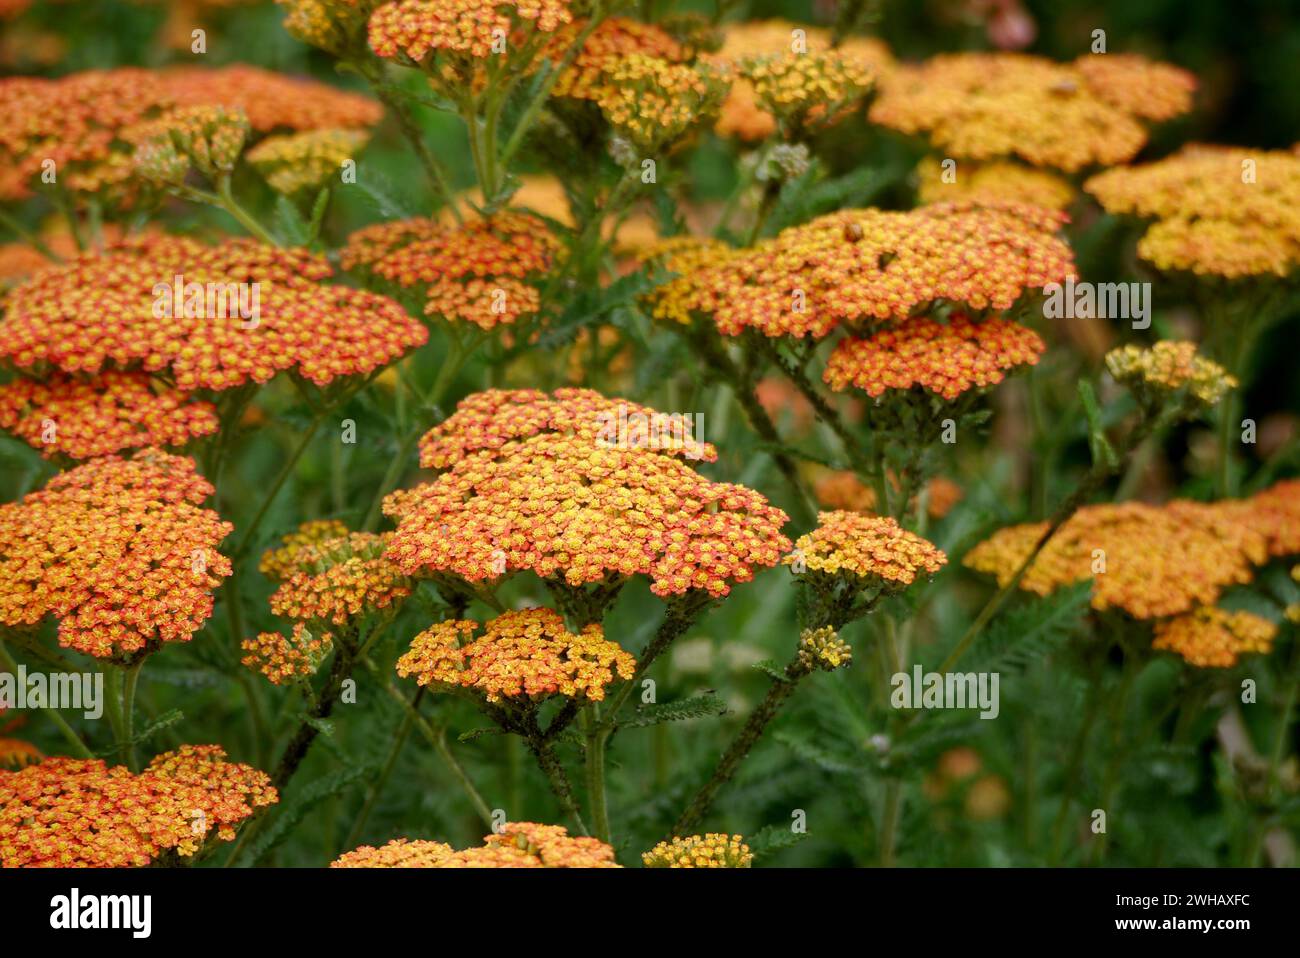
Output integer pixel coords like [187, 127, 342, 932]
[0, 234, 427, 392]
[1085, 145, 1300, 279]
[785, 511, 946, 627]
[0, 450, 232, 660]
[417, 387, 715, 469]
[0, 371, 218, 460]
[712, 20, 894, 142]
[367, 0, 573, 88]
[164, 64, 383, 133]
[870, 52, 1194, 173]
[1152, 606, 1277, 669]
[547, 16, 690, 100]
[915, 157, 1075, 211]
[643, 833, 753, 868]
[242, 622, 334, 686]
[824, 313, 1045, 401]
[341, 212, 560, 331]
[657, 202, 1073, 339]
[0, 745, 276, 867]
[259, 521, 412, 626]
[396, 607, 635, 703]
[0, 66, 380, 204]
[964, 500, 1266, 620]
[333, 822, 619, 867]
[383, 391, 790, 599]
[1105, 340, 1236, 416]
[1226, 479, 1300, 560]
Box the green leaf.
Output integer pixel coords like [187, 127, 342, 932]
[94, 709, 185, 759]
[458, 726, 506, 743]
[306, 187, 331, 244]
[965, 579, 1092, 675]
[353, 170, 419, 221]
[618, 694, 728, 728]
[272, 195, 309, 247]
[1077, 379, 1119, 471]
[752, 659, 790, 683]
[241, 763, 376, 866]
[746, 822, 810, 859]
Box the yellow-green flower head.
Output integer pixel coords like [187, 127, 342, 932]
[643, 833, 753, 868]
[1105, 340, 1236, 411]
[247, 127, 369, 195]
[131, 105, 250, 183]
[798, 625, 852, 671]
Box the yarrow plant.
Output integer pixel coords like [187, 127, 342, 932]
[0, 0, 1297, 878]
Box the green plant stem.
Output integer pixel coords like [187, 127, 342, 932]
[122, 659, 143, 772]
[672, 656, 813, 836]
[496, 7, 608, 173]
[344, 690, 420, 850]
[582, 705, 611, 843]
[0, 640, 93, 759]
[367, 72, 462, 221]
[1048, 665, 1105, 865]
[0, 207, 62, 261]
[878, 781, 902, 867]
[367, 660, 495, 828]
[214, 174, 281, 246]
[938, 410, 1162, 674]
[361, 328, 478, 530]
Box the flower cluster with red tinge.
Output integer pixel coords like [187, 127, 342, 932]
[1152, 606, 1277, 668]
[657, 203, 1073, 339]
[396, 607, 635, 703]
[870, 52, 1195, 172]
[259, 521, 411, 626]
[786, 511, 947, 586]
[384, 389, 790, 598]
[963, 498, 1269, 620]
[417, 387, 715, 468]
[342, 212, 559, 329]
[0, 371, 218, 459]
[0, 65, 380, 203]
[0, 450, 232, 659]
[1085, 145, 1300, 278]
[0, 746, 276, 867]
[0, 234, 427, 391]
[824, 314, 1045, 400]
[241, 623, 334, 686]
[332, 821, 618, 867]
[367, 0, 573, 63]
